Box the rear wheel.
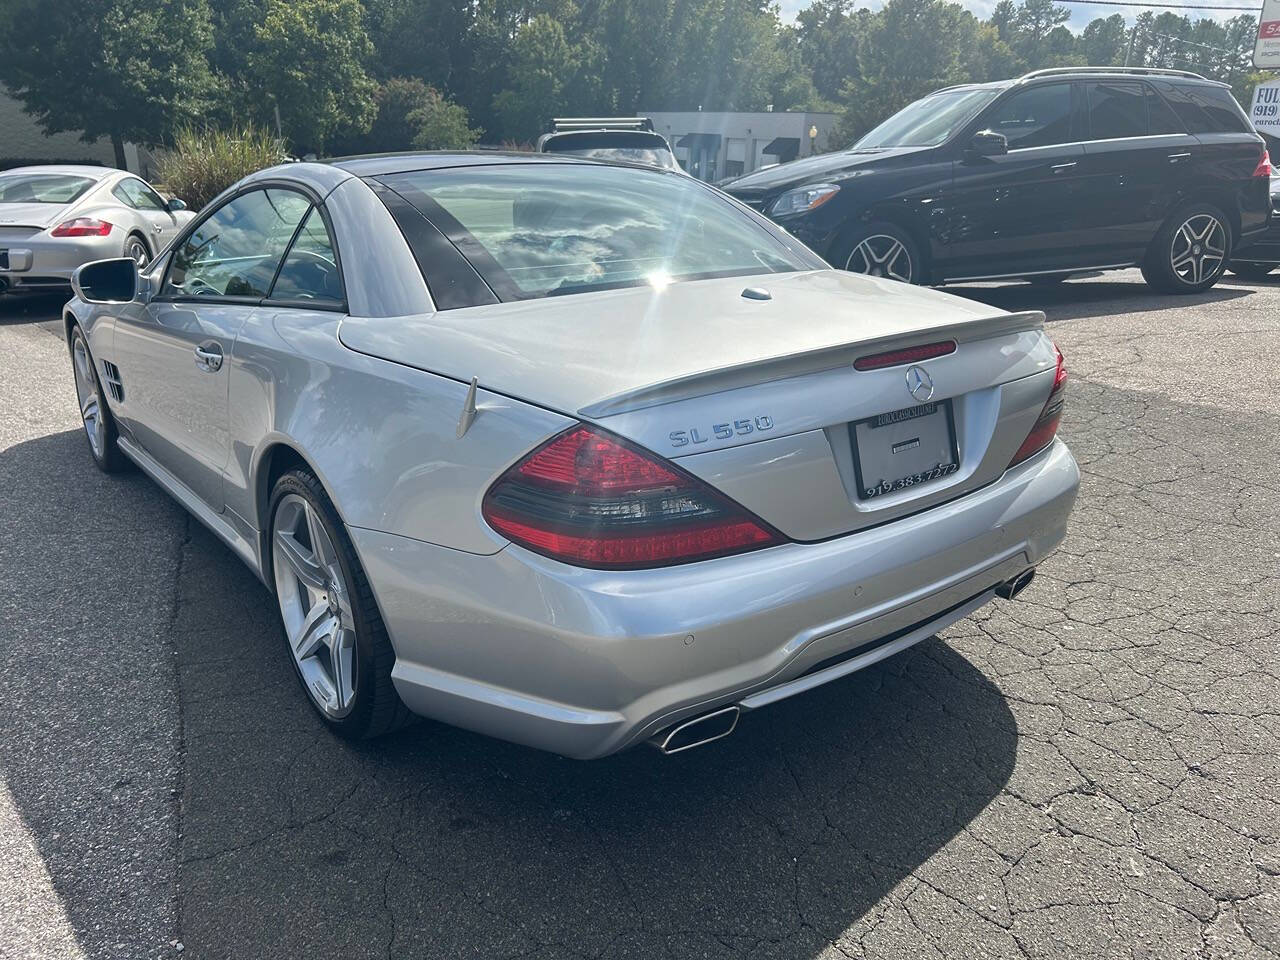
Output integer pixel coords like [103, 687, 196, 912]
[1141, 204, 1231, 294]
[124, 233, 151, 268]
[1228, 261, 1275, 280]
[834, 222, 921, 284]
[69, 325, 129, 473]
[269, 469, 411, 739]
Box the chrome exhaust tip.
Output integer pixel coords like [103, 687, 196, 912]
[996, 568, 1036, 600]
[649, 706, 740, 755]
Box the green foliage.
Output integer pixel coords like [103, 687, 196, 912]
[241, 0, 378, 154]
[154, 125, 289, 210]
[409, 87, 481, 150]
[0, 0, 215, 166]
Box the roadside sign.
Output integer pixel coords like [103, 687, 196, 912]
[1256, 0, 1280, 68]
[1250, 78, 1280, 135]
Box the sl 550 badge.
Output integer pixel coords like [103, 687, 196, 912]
[670, 415, 774, 448]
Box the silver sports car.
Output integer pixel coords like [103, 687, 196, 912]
[0, 164, 192, 295]
[64, 154, 1079, 758]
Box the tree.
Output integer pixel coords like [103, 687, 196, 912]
[492, 14, 580, 142]
[1080, 14, 1127, 66]
[0, 0, 215, 167]
[242, 0, 378, 153]
[410, 87, 481, 149]
[1008, 0, 1072, 67]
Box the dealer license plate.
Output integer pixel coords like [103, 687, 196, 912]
[850, 400, 960, 500]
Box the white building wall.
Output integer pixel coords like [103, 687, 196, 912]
[0, 92, 126, 170]
[640, 110, 838, 181]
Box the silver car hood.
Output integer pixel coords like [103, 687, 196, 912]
[338, 269, 1037, 417]
[0, 202, 66, 229]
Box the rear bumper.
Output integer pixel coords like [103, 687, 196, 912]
[1232, 223, 1280, 264]
[0, 234, 123, 290]
[352, 439, 1079, 758]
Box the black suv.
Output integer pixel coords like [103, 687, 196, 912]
[724, 68, 1270, 293]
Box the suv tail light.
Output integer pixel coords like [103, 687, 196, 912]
[1254, 149, 1272, 178]
[51, 218, 113, 237]
[482, 425, 785, 568]
[1009, 343, 1067, 468]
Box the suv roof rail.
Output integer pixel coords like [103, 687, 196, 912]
[1019, 66, 1208, 81]
[550, 117, 656, 133]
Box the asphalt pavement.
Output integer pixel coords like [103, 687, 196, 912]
[0, 271, 1276, 960]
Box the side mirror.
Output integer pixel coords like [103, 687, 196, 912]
[72, 257, 139, 304]
[167, 197, 187, 212]
[967, 130, 1008, 158]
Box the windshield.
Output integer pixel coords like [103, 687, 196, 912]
[856, 87, 1002, 148]
[0, 173, 97, 204]
[379, 163, 817, 304]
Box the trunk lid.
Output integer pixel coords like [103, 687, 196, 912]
[0, 202, 66, 231]
[339, 268, 1058, 538]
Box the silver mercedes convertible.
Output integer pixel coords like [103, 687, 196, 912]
[64, 154, 1078, 757]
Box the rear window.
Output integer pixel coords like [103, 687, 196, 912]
[0, 173, 96, 204]
[541, 132, 679, 170]
[1158, 82, 1251, 135]
[376, 163, 818, 305]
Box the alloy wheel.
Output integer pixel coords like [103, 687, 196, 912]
[71, 335, 105, 459]
[272, 494, 357, 718]
[126, 237, 150, 268]
[846, 234, 913, 282]
[1170, 214, 1226, 285]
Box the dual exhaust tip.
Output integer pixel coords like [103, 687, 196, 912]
[649, 567, 1036, 756]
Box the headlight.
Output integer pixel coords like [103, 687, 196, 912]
[768, 183, 840, 216]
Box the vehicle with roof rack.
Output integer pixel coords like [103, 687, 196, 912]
[724, 66, 1270, 293]
[537, 117, 682, 172]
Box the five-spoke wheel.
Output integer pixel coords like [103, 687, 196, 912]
[125, 235, 150, 268]
[836, 222, 921, 285]
[1142, 203, 1232, 294]
[68, 325, 127, 472]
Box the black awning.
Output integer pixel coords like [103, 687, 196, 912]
[676, 133, 722, 150]
[762, 136, 800, 159]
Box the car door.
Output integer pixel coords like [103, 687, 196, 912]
[1074, 80, 1198, 263]
[116, 177, 185, 252]
[111, 187, 311, 510]
[941, 81, 1088, 279]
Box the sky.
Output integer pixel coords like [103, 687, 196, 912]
[775, 0, 1252, 31]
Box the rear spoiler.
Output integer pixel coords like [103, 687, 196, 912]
[578, 309, 1046, 418]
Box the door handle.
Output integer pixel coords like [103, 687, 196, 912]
[1167, 151, 1192, 163]
[1050, 161, 1077, 173]
[194, 342, 223, 372]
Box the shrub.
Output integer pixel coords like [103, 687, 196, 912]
[328, 78, 480, 155]
[154, 125, 289, 210]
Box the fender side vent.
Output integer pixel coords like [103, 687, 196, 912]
[102, 361, 125, 403]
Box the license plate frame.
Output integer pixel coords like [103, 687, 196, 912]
[850, 400, 960, 501]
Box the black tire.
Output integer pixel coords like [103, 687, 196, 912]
[124, 233, 151, 267]
[268, 469, 412, 739]
[1141, 203, 1232, 294]
[832, 221, 923, 284]
[68, 324, 130, 473]
[1227, 261, 1275, 280]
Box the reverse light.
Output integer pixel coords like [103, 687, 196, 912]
[51, 218, 113, 237]
[482, 425, 785, 568]
[1009, 343, 1067, 468]
[1254, 149, 1272, 178]
[768, 183, 839, 217]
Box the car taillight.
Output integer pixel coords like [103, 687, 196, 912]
[51, 218, 113, 237]
[482, 425, 785, 568]
[1254, 149, 1272, 178]
[1009, 343, 1067, 468]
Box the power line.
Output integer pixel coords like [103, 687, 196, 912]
[1063, 0, 1256, 9]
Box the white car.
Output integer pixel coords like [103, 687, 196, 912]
[0, 165, 193, 295]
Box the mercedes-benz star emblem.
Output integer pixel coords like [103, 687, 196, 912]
[905, 365, 935, 403]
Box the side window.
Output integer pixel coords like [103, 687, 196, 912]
[269, 208, 344, 306]
[1185, 86, 1252, 134]
[161, 188, 310, 299]
[112, 182, 136, 208]
[985, 84, 1074, 149]
[1145, 86, 1185, 135]
[1156, 82, 1214, 134]
[127, 179, 168, 212]
[1088, 82, 1147, 140]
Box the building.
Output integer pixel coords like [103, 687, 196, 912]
[0, 91, 145, 172]
[639, 110, 838, 182]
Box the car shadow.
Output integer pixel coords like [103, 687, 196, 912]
[944, 275, 1251, 322]
[0, 429, 1019, 958]
[0, 291, 69, 331]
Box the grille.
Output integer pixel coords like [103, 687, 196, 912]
[101, 361, 125, 403]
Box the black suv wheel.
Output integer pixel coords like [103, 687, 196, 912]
[1141, 203, 1231, 294]
[834, 222, 921, 284]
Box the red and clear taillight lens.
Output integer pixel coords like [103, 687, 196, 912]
[482, 425, 785, 568]
[1254, 149, 1272, 178]
[51, 218, 113, 237]
[1009, 343, 1067, 468]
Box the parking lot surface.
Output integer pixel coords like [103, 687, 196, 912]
[1, 271, 1276, 960]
